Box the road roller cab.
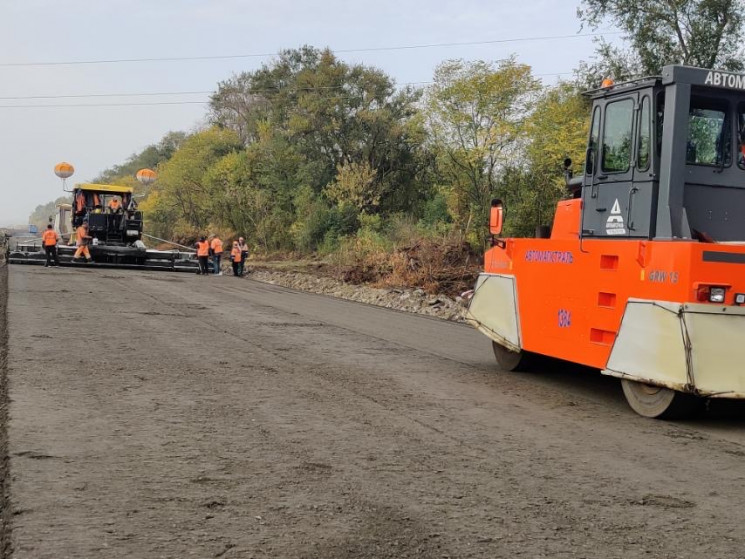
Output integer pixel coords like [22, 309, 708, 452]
[467, 65, 745, 418]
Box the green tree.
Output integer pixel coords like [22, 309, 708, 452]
[426, 57, 541, 243]
[210, 46, 321, 146]
[500, 83, 591, 236]
[210, 47, 432, 223]
[578, 0, 745, 84]
[144, 127, 242, 237]
[323, 161, 379, 213]
[138, 189, 179, 240]
[204, 124, 302, 250]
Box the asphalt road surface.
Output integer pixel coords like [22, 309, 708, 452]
[5, 263, 745, 558]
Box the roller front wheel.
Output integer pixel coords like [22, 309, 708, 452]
[621, 379, 703, 419]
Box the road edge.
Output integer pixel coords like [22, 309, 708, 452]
[247, 269, 468, 323]
[0, 261, 11, 557]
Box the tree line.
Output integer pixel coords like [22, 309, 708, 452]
[30, 0, 745, 253]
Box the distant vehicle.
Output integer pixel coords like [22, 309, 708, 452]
[8, 182, 200, 272]
[467, 65, 745, 419]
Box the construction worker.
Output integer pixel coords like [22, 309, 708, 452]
[41, 224, 60, 267]
[195, 236, 210, 275]
[230, 241, 242, 277]
[210, 234, 224, 275]
[73, 221, 93, 263]
[74, 191, 86, 215]
[237, 237, 249, 277]
[108, 196, 122, 214]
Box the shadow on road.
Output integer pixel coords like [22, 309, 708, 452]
[508, 354, 745, 425]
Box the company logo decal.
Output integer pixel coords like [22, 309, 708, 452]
[524, 250, 574, 264]
[606, 198, 626, 236]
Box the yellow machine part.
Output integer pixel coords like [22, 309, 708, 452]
[76, 183, 134, 194]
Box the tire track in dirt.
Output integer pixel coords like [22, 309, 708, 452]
[0, 261, 11, 557]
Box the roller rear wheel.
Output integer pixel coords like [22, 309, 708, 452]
[492, 341, 533, 372]
[621, 379, 703, 419]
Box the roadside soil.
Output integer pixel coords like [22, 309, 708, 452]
[246, 260, 467, 322]
[6, 265, 745, 558]
[0, 261, 10, 557]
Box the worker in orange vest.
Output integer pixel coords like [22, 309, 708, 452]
[195, 236, 210, 275]
[230, 241, 242, 277]
[209, 234, 224, 275]
[107, 196, 122, 214]
[75, 191, 85, 214]
[41, 224, 60, 267]
[73, 222, 93, 263]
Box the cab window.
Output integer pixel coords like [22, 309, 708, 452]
[602, 99, 634, 173]
[637, 96, 651, 171]
[737, 104, 745, 169]
[687, 98, 730, 166]
[586, 106, 601, 175]
[656, 92, 665, 157]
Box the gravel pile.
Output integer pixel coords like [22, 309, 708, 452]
[248, 269, 468, 322]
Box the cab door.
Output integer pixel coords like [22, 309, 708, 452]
[627, 92, 655, 238]
[582, 94, 638, 238]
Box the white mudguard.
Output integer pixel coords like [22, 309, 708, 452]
[603, 299, 745, 398]
[465, 273, 521, 352]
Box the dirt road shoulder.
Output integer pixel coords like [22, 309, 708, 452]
[0, 261, 11, 557]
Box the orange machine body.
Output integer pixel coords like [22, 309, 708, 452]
[485, 198, 745, 369]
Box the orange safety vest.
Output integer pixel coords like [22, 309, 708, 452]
[42, 230, 58, 247]
[196, 241, 210, 257]
[210, 238, 223, 254]
[76, 226, 90, 246]
[231, 247, 242, 262]
[75, 192, 85, 213]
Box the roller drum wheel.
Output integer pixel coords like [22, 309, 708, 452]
[492, 341, 532, 372]
[621, 379, 703, 419]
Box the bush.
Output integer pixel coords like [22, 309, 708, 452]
[419, 192, 451, 229]
[292, 189, 360, 253]
[318, 230, 341, 255]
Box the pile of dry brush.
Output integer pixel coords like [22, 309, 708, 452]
[338, 238, 481, 297]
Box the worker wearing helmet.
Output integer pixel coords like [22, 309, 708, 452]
[209, 234, 224, 275]
[41, 224, 60, 267]
[73, 222, 93, 263]
[195, 236, 210, 275]
[108, 197, 122, 214]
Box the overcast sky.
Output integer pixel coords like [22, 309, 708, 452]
[0, 0, 617, 227]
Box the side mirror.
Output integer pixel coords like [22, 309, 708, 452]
[563, 157, 573, 182]
[489, 199, 504, 236]
[585, 147, 595, 175]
